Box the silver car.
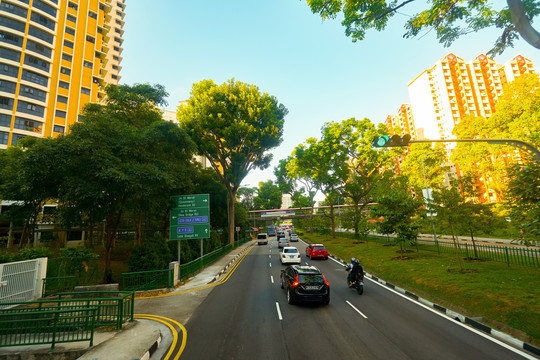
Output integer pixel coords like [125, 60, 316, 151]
[290, 233, 299, 242]
[278, 238, 289, 249]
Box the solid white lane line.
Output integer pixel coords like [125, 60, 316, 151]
[271, 275, 274, 284]
[275, 302, 283, 320]
[346, 300, 368, 319]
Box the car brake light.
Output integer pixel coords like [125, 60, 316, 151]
[282, 254, 285, 258]
[292, 274, 299, 287]
[323, 274, 330, 287]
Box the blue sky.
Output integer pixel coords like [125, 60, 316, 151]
[120, 0, 540, 190]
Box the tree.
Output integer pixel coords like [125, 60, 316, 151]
[253, 180, 282, 210]
[305, 0, 540, 55]
[372, 178, 423, 258]
[178, 79, 288, 246]
[452, 73, 540, 202]
[401, 143, 448, 197]
[237, 186, 258, 211]
[506, 161, 540, 244]
[59, 83, 196, 283]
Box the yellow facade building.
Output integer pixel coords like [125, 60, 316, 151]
[0, 0, 125, 149]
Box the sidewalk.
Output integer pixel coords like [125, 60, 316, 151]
[0, 240, 255, 360]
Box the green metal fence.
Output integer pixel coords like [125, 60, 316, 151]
[42, 276, 75, 297]
[333, 231, 539, 268]
[121, 268, 174, 291]
[0, 307, 96, 350]
[1, 291, 134, 331]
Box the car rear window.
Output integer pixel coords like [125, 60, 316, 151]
[313, 246, 326, 250]
[298, 274, 324, 283]
[283, 248, 298, 253]
[257, 234, 266, 239]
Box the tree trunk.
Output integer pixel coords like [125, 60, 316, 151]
[134, 214, 142, 246]
[227, 188, 236, 247]
[449, 222, 463, 271]
[7, 221, 13, 249]
[507, 0, 540, 50]
[102, 210, 122, 284]
[470, 227, 478, 258]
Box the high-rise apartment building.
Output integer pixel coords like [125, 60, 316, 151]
[0, 0, 125, 149]
[407, 53, 535, 141]
[384, 104, 416, 139]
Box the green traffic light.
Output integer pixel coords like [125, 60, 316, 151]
[375, 135, 389, 147]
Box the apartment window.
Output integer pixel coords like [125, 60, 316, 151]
[0, 15, 26, 32]
[60, 67, 71, 76]
[20, 85, 46, 102]
[89, 11, 97, 19]
[111, 74, 118, 80]
[0, 31, 22, 46]
[116, 19, 122, 25]
[114, 46, 120, 52]
[0, 47, 21, 62]
[57, 95, 67, 103]
[55, 110, 66, 118]
[21, 69, 48, 87]
[68, 2, 78, 10]
[65, 27, 75, 36]
[11, 133, 25, 145]
[112, 65, 118, 70]
[86, 35, 95, 44]
[26, 40, 52, 58]
[59, 81, 69, 89]
[0, 96, 12, 109]
[0, 80, 16, 94]
[64, 40, 74, 49]
[83, 61, 93, 69]
[97, 28, 102, 34]
[1, 63, 19, 78]
[53, 125, 64, 133]
[62, 53, 72, 62]
[114, 37, 122, 44]
[30, 12, 56, 31]
[14, 117, 42, 132]
[24, 55, 50, 72]
[81, 87, 90, 95]
[0, 131, 8, 144]
[113, 55, 119, 61]
[115, 28, 121, 34]
[0, 113, 10, 127]
[0, 2, 27, 18]
[116, 11, 122, 16]
[17, 100, 44, 117]
[28, 26, 54, 44]
[67, 14, 76, 23]
[33, 0, 57, 17]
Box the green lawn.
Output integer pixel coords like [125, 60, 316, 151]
[303, 233, 540, 346]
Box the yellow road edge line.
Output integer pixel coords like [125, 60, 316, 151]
[135, 314, 179, 360]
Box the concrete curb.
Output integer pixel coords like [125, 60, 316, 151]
[328, 254, 540, 357]
[213, 242, 253, 281]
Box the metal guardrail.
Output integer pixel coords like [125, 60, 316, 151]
[121, 268, 174, 291]
[0, 307, 96, 350]
[42, 276, 75, 297]
[335, 231, 540, 268]
[0, 291, 135, 330]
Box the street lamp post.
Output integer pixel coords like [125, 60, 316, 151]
[422, 151, 443, 253]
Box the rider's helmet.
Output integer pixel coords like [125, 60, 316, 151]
[351, 257, 359, 265]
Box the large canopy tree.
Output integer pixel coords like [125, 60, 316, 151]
[178, 79, 288, 246]
[60, 83, 196, 282]
[305, 0, 540, 55]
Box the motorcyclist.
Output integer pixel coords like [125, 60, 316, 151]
[346, 257, 364, 287]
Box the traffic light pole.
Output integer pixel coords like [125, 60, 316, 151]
[409, 139, 540, 163]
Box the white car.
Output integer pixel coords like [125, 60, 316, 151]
[280, 247, 301, 264]
[290, 233, 299, 242]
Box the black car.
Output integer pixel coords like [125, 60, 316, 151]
[280, 265, 330, 305]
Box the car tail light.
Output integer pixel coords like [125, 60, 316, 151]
[323, 275, 330, 287]
[292, 274, 299, 287]
[282, 254, 285, 258]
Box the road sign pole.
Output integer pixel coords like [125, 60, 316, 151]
[178, 240, 181, 281]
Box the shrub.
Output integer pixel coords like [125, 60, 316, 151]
[128, 234, 171, 272]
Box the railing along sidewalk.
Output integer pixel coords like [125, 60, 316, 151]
[0, 307, 97, 350]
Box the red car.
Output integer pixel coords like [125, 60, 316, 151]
[305, 244, 328, 260]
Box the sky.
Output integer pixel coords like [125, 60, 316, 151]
[120, 0, 540, 192]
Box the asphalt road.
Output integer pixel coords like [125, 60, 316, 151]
[180, 237, 534, 360]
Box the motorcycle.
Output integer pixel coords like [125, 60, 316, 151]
[346, 264, 364, 295]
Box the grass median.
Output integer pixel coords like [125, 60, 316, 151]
[301, 232, 540, 346]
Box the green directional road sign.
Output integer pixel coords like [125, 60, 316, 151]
[170, 194, 210, 240]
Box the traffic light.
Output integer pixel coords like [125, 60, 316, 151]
[372, 134, 412, 147]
